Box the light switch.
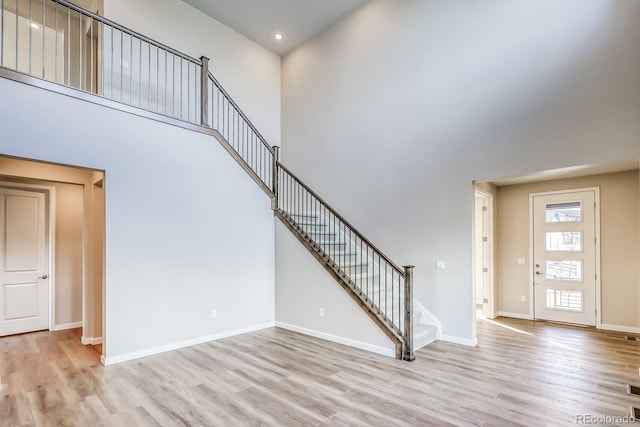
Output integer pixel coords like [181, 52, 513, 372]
[517, 258, 526, 265]
[436, 260, 445, 270]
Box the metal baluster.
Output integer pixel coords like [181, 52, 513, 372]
[164, 50, 168, 113]
[149, 45, 160, 113]
[271, 146, 279, 211]
[91, 18, 94, 92]
[1, 0, 4, 67]
[137, 37, 141, 105]
[186, 60, 190, 122]
[210, 82, 214, 128]
[67, 7, 71, 85]
[80, 11, 83, 90]
[384, 261, 395, 323]
[169, 53, 173, 116]
[119, 29, 123, 100]
[378, 254, 387, 316]
[28, 0, 31, 75]
[332, 212, 335, 261]
[55, 1, 58, 82]
[14, 0, 17, 71]
[367, 246, 371, 298]
[41, 0, 44, 78]
[287, 171, 291, 214]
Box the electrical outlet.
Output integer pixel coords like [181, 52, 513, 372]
[521, 295, 526, 302]
[318, 308, 324, 317]
[436, 260, 446, 270]
[210, 309, 217, 319]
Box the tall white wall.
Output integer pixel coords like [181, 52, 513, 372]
[103, 0, 281, 147]
[281, 0, 640, 341]
[0, 76, 275, 362]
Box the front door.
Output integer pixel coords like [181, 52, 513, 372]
[532, 190, 597, 326]
[0, 186, 49, 336]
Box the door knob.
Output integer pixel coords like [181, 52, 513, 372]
[38, 274, 48, 279]
[535, 271, 544, 276]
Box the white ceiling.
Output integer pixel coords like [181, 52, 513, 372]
[488, 159, 639, 187]
[181, 0, 369, 56]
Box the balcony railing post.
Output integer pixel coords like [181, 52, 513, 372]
[200, 56, 209, 127]
[271, 145, 280, 210]
[403, 265, 415, 361]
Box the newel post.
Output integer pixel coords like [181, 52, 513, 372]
[403, 265, 415, 361]
[200, 56, 209, 127]
[271, 145, 280, 211]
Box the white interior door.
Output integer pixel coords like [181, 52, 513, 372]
[532, 190, 597, 326]
[0, 187, 49, 336]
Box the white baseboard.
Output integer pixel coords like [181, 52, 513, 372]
[495, 311, 533, 320]
[439, 334, 478, 347]
[275, 322, 395, 358]
[102, 322, 275, 366]
[51, 321, 83, 331]
[599, 324, 640, 334]
[81, 336, 102, 345]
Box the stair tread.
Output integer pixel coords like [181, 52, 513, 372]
[414, 325, 438, 339]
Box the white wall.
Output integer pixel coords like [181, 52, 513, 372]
[275, 221, 395, 357]
[0, 76, 275, 362]
[103, 0, 281, 146]
[281, 0, 640, 341]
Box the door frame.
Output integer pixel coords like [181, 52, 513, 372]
[529, 187, 601, 328]
[0, 181, 56, 331]
[474, 190, 495, 319]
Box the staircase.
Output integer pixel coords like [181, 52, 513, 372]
[0, 0, 439, 360]
[277, 208, 437, 356]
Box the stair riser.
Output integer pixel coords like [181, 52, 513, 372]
[300, 224, 329, 232]
[316, 242, 347, 251]
[307, 233, 339, 243]
[288, 214, 321, 223]
[325, 254, 358, 263]
[340, 264, 370, 275]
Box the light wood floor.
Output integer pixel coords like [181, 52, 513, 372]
[1, 318, 639, 426]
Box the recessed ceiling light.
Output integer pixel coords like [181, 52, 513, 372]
[274, 34, 283, 40]
[31, 23, 41, 29]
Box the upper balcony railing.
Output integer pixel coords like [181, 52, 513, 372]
[0, 0, 275, 194]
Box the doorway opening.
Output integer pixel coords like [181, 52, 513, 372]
[0, 155, 105, 357]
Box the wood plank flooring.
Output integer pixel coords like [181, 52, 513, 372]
[1, 318, 639, 426]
